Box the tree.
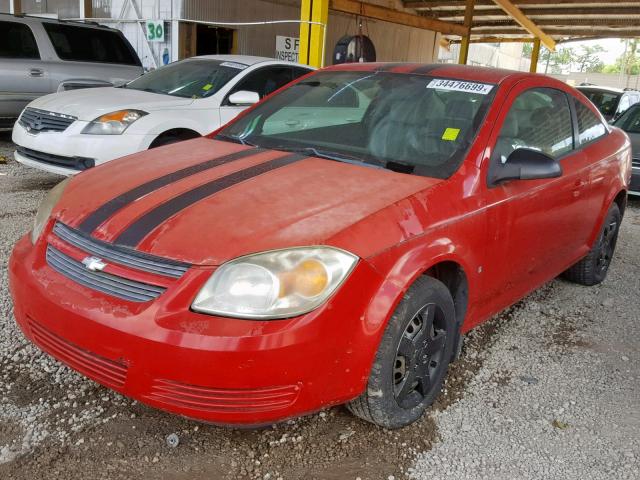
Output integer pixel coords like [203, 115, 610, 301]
[522, 43, 574, 74]
[601, 40, 640, 75]
[573, 45, 605, 73]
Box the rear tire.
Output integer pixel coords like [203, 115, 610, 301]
[347, 276, 458, 428]
[562, 203, 621, 286]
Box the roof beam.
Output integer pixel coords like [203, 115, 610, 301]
[405, 0, 640, 6]
[328, 0, 467, 36]
[449, 36, 534, 43]
[471, 28, 640, 37]
[472, 18, 640, 27]
[412, 7, 640, 17]
[490, 0, 555, 50]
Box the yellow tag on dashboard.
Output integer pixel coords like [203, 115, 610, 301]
[442, 128, 460, 141]
[202, 83, 213, 91]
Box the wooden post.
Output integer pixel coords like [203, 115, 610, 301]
[458, 0, 475, 65]
[299, 0, 329, 68]
[530, 37, 540, 73]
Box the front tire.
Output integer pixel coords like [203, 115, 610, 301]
[563, 203, 621, 286]
[347, 276, 458, 428]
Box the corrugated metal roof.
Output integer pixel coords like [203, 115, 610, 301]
[404, 0, 640, 43]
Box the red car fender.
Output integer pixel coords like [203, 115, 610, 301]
[363, 234, 481, 339]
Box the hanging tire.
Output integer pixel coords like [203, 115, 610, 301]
[563, 203, 621, 286]
[347, 276, 458, 429]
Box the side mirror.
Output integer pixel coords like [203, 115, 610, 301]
[490, 148, 562, 186]
[228, 90, 260, 106]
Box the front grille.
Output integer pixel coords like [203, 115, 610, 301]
[19, 107, 76, 133]
[53, 222, 189, 278]
[46, 245, 166, 302]
[632, 157, 640, 169]
[17, 146, 94, 171]
[29, 317, 128, 389]
[146, 379, 301, 413]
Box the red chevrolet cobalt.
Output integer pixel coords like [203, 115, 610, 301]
[9, 64, 631, 428]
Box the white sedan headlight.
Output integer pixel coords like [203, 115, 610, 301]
[82, 110, 147, 135]
[31, 178, 70, 243]
[192, 247, 358, 319]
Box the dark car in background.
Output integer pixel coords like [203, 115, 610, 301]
[613, 103, 640, 195]
[0, 14, 143, 130]
[577, 85, 640, 123]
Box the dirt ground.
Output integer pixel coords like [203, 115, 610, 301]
[0, 132, 638, 480]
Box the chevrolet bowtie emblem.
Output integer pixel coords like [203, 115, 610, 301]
[81, 256, 107, 272]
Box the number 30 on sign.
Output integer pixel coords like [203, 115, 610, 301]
[146, 21, 164, 42]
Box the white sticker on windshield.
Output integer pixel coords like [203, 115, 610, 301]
[220, 61, 248, 70]
[427, 79, 493, 95]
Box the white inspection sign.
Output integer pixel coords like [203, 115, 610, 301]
[275, 36, 299, 62]
[146, 20, 165, 42]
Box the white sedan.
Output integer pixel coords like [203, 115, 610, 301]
[12, 55, 313, 175]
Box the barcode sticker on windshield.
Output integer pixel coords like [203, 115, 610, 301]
[427, 79, 493, 95]
[220, 61, 248, 69]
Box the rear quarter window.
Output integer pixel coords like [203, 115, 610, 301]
[575, 100, 607, 145]
[43, 23, 140, 66]
[0, 21, 40, 59]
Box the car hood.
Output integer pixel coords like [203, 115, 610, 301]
[56, 138, 442, 265]
[29, 87, 194, 121]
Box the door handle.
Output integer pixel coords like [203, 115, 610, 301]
[29, 68, 44, 77]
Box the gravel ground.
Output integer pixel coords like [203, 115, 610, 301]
[0, 131, 638, 479]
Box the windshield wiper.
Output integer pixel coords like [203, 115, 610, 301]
[215, 133, 256, 147]
[274, 146, 382, 169]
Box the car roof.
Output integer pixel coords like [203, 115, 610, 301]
[322, 62, 537, 85]
[187, 54, 312, 69]
[0, 13, 116, 31]
[576, 85, 624, 94]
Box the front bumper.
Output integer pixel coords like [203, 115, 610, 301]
[9, 231, 385, 425]
[12, 120, 155, 172]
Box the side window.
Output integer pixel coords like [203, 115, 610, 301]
[575, 100, 607, 145]
[43, 23, 140, 65]
[291, 67, 312, 80]
[619, 95, 630, 114]
[494, 87, 574, 163]
[0, 21, 40, 59]
[227, 67, 293, 101]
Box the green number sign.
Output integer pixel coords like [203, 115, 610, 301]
[146, 21, 164, 42]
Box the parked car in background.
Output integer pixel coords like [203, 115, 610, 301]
[0, 14, 143, 131]
[613, 103, 640, 195]
[12, 55, 313, 175]
[576, 85, 640, 122]
[10, 64, 631, 429]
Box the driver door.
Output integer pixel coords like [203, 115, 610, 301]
[480, 81, 592, 314]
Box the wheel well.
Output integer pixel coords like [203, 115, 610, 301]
[613, 190, 627, 218]
[149, 128, 201, 148]
[424, 261, 468, 327]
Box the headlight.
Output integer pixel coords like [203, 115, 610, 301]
[192, 247, 358, 319]
[81, 110, 147, 135]
[31, 178, 70, 244]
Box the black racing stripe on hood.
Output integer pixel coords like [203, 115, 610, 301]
[114, 153, 307, 248]
[410, 64, 442, 75]
[78, 146, 263, 234]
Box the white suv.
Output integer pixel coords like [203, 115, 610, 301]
[12, 55, 312, 175]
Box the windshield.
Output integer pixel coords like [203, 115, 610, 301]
[124, 59, 245, 98]
[579, 89, 621, 118]
[613, 104, 640, 133]
[218, 71, 495, 178]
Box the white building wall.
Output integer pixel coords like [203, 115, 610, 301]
[3, 0, 441, 69]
